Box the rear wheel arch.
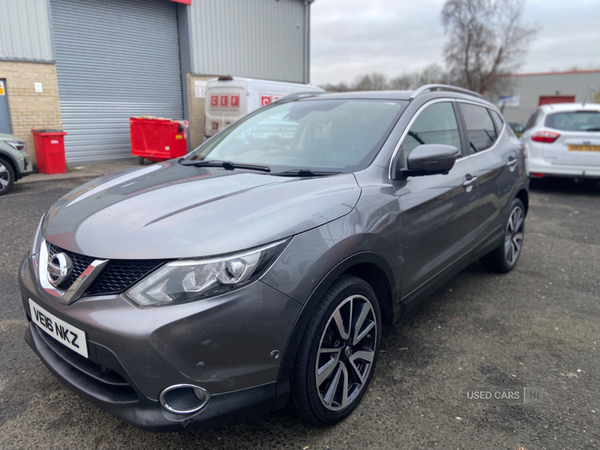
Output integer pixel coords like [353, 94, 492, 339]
[515, 188, 529, 215]
[273, 251, 399, 410]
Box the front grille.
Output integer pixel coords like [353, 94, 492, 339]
[87, 259, 165, 295]
[49, 244, 94, 289]
[48, 243, 166, 296]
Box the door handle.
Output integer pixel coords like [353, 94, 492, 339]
[463, 175, 478, 187]
[506, 157, 518, 167]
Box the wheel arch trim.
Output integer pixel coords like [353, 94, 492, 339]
[0, 150, 20, 179]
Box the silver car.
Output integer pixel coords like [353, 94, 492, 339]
[0, 134, 33, 195]
[20, 85, 528, 431]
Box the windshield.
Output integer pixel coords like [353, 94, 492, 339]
[188, 99, 407, 173]
[545, 111, 600, 131]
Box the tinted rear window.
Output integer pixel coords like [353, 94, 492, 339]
[524, 110, 543, 131]
[459, 103, 497, 152]
[545, 111, 600, 131]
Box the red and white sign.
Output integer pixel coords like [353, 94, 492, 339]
[210, 95, 218, 107]
[260, 93, 284, 106]
[220, 95, 228, 107]
[231, 95, 240, 107]
[260, 94, 272, 106]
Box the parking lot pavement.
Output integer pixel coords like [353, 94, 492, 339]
[1, 176, 599, 450]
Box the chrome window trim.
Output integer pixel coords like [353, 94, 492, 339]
[387, 97, 508, 179]
[388, 98, 459, 179]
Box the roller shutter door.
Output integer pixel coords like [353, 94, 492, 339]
[50, 0, 183, 164]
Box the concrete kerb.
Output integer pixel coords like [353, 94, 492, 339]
[20, 159, 143, 184]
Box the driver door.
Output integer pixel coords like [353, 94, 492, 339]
[392, 101, 481, 297]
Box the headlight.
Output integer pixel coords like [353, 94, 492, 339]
[124, 239, 288, 308]
[6, 141, 26, 151]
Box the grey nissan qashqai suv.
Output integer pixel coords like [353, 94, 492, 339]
[19, 85, 528, 431]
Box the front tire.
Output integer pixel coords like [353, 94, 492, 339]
[0, 157, 15, 196]
[291, 275, 381, 425]
[481, 198, 525, 273]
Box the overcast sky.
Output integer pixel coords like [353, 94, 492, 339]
[309, 0, 600, 85]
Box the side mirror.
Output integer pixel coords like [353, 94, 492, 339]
[403, 144, 458, 177]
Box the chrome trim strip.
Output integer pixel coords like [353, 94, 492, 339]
[388, 98, 457, 179]
[388, 98, 508, 178]
[38, 239, 108, 305]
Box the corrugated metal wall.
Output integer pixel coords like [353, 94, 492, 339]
[0, 0, 53, 61]
[50, 0, 184, 164]
[190, 0, 308, 83]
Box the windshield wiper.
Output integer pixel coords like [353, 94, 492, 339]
[585, 127, 600, 132]
[272, 169, 342, 177]
[179, 159, 271, 172]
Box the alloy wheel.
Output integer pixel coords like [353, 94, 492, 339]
[0, 163, 9, 192]
[315, 294, 377, 411]
[504, 205, 524, 265]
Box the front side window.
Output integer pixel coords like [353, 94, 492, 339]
[460, 103, 498, 152]
[544, 111, 600, 131]
[189, 99, 407, 173]
[401, 102, 462, 165]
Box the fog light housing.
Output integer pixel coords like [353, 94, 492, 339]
[159, 384, 210, 414]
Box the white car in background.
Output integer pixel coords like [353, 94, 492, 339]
[520, 103, 600, 179]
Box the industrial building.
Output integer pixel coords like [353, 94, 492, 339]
[0, 0, 312, 165]
[486, 70, 600, 124]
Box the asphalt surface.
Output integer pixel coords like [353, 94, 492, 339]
[1, 176, 599, 450]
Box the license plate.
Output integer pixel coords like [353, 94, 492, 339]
[568, 145, 600, 152]
[29, 299, 88, 358]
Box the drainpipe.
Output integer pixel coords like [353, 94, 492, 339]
[304, 1, 312, 84]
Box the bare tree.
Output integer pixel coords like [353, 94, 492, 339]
[441, 0, 536, 95]
[388, 64, 449, 90]
[352, 73, 389, 91]
[323, 64, 451, 92]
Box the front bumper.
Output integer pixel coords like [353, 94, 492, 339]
[17, 150, 33, 179]
[19, 255, 301, 430]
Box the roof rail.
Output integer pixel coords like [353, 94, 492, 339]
[410, 84, 483, 99]
[274, 91, 324, 103]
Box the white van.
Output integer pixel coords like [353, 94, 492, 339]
[204, 76, 323, 138]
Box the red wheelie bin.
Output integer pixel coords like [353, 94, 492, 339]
[31, 129, 68, 174]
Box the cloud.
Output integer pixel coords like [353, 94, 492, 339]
[310, 0, 600, 85]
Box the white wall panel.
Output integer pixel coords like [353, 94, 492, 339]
[190, 0, 309, 83]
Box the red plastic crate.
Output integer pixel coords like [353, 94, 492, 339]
[130, 117, 189, 162]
